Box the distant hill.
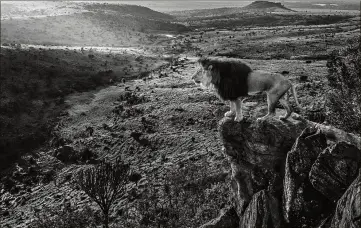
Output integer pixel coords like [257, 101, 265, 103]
[1, 3, 188, 46]
[170, 1, 295, 18]
[243, 1, 295, 12]
[170, 7, 244, 18]
[84, 3, 174, 21]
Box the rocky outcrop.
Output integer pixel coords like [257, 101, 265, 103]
[310, 142, 361, 202]
[239, 190, 282, 228]
[330, 169, 361, 228]
[283, 127, 332, 227]
[218, 114, 308, 225]
[216, 114, 361, 228]
[199, 206, 239, 228]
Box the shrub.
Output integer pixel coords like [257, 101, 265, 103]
[29, 204, 98, 228]
[326, 39, 361, 135]
[74, 159, 130, 228]
[117, 91, 148, 105]
[129, 162, 230, 228]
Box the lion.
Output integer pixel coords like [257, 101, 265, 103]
[192, 56, 302, 122]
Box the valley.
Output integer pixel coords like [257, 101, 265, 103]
[1, 1, 360, 227]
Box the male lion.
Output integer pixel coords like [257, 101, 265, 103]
[192, 57, 302, 122]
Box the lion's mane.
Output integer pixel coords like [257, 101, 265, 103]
[198, 57, 252, 101]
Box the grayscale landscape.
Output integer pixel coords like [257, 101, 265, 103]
[1, 1, 360, 227]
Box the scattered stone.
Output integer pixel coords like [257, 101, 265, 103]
[129, 172, 142, 184]
[130, 132, 142, 141]
[52, 145, 77, 163]
[85, 126, 94, 136]
[299, 75, 308, 82]
[310, 142, 361, 202]
[1, 177, 16, 192]
[2, 210, 10, 217]
[102, 123, 111, 131]
[80, 148, 97, 163]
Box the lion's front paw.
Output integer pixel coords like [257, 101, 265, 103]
[257, 115, 269, 121]
[256, 117, 265, 121]
[234, 116, 244, 122]
[224, 111, 234, 117]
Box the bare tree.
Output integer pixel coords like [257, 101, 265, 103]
[75, 159, 130, 228]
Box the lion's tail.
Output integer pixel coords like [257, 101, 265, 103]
[290, 84, 302, 110]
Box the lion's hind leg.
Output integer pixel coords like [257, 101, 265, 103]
[257, 93, 277, 121]
[257, 80, 291, 121]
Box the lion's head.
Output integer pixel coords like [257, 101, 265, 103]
[192, 57, 253, 101]
[191, 61, 213, 88]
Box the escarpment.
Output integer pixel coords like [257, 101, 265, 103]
[206, 111, 361, 228]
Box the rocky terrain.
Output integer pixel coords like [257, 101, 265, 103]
[1, 1, 360, 227]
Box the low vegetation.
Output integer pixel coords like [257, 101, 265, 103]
[131, 162, 229, 228]
[27, 161, 228, 228]
[0, 48, 111, 170]
[178, 12, 354, 29]
[0, 47, 162, 170]
[326, 38, 361, 135]
[75, 159, 130, 228]
[29, 205, 98, 228]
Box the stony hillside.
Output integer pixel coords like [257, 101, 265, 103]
[0, 51, 333, 227]
[0, 46, 166, 171]
[1, 3, 188, 46]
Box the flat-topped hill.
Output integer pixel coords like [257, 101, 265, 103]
[243, 1, 295, 12]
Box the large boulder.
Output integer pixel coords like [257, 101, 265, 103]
[199, 206, 239, 228]
[240, 190, 269, 228]
[218, 114, 308, 218]
[330, 169, 361, 228]
[283, 127, 332, 227]
[310, 142, 361, 202]
[239, 190, 282, 228]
